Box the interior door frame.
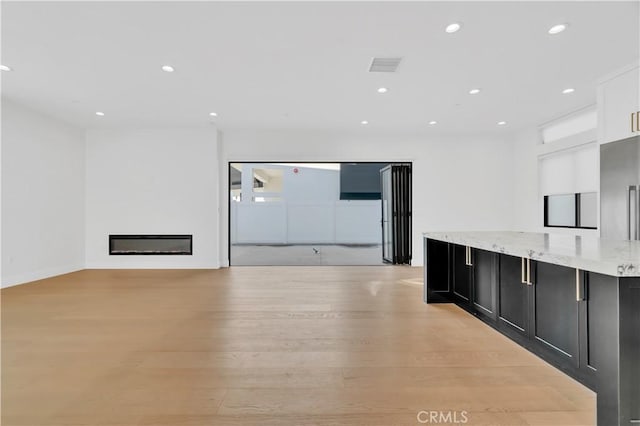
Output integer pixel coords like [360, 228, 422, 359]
[380, 163, 413, 265]
[226, 161, 412, 266]
[380, 165, 393, 263]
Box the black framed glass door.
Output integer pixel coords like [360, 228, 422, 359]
[380, 164, 412, 265]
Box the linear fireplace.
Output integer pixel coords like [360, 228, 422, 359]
[109, 235, 193, 255]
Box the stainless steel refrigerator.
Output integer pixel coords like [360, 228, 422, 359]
[600, 135, 640, 240]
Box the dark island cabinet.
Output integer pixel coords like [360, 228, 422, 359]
[497, 253, 531, 342]
[423, 238, 450, 303]
[583, 272, 640, 425]
[423, 240, 498, 320]
[580, 271, 618, 374]
[452, 244, 471, 304]
[532, 261, 580, 372]
[424, 237, 640, 425]
[618, 276, 640, 425]
[496, 254, 582, 374]
[470, 248, 498, 323]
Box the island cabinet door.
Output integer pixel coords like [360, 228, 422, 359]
[471, 248, 498, 323]
[531, 261, 580, 369]
[424, 239, 451, 303]
[578, 271, 621, 421]
[618, 277, 640, 425]
[452, 244, 472, 305]
[497, 253, 531, 342]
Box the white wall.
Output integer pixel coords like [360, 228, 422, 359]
[85, 128, 220, 268]
[1, 99, 86, 287]
[220, 130, 515, 266]
[511, 128, 541, 232]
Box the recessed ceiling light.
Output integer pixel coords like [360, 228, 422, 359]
[95, 112, 105, 116]
[497, 121, 507, 126]
[361, 120, 369, 125]
[161, 65, 175, 72]
[445, 23, 462, 33]
[0, 65, 12, 71]
[377, 87, 388, 93]
[209, 112, 218, 117]
[548, 23, 568, 35]
[429, 121, 438, 125]
[469, 88, 481, 95]
[562, 88, 575, 94]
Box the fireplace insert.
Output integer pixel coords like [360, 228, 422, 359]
[109, 235, 192, 255]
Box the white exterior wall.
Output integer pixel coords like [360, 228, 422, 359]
[231, 163, 380, 245]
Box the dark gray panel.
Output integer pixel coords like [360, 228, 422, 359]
[340, 162, 389, 200]
[230, 166, 242, 189]
[453, 244, 470, 302]
[586, 272, 618, 371]
[534, 262, 578, 360]
[473, 249, 495, 315]
[619, 278, 640, 424]
[425, 239, 449, 293]
[499, 254, 527, 332]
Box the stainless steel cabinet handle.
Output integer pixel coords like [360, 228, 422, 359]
[521, 257, 526, 284]
[576, 269, 586, 301]
[628, 186, 639, 240]
[636, 186, 640, 240]
[628, 186, 632, 240]
[526, 258, 532, 286]
[464, 246, 472, 266]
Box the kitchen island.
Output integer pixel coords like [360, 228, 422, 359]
[423, 231, 639, 426]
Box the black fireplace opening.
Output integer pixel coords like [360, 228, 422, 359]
[109, 235, 193, 255]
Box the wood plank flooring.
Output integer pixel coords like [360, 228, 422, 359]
[1, 267, 595, 425]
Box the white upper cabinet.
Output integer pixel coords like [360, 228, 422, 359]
[597, 62, 640, 145]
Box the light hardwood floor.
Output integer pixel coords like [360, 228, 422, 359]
[1, 267, 595, 425]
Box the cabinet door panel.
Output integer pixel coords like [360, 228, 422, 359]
[473, 249, 496, 318]
[619, 278, 640, 424]
[600, 66, 640, 144]
[533, 262, 578, 363]
[585, 272, 618, 371]
[498, 254, 528, 333]
[452, 244, 470, 302]
[425, 239, 450, 293]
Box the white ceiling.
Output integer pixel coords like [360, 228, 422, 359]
[1, 1, 639, 134]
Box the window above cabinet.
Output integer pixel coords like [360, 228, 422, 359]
[544, 192, 598, 230]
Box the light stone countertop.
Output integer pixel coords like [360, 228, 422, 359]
[423, 231, 640, 278]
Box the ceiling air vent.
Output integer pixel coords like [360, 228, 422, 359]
[368, 57, 402, 73]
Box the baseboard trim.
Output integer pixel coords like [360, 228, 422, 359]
[1, 264, 84, 288]
[84, 264, 221, 270]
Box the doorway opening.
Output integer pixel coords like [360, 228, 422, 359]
[228, 162, 412, 266]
